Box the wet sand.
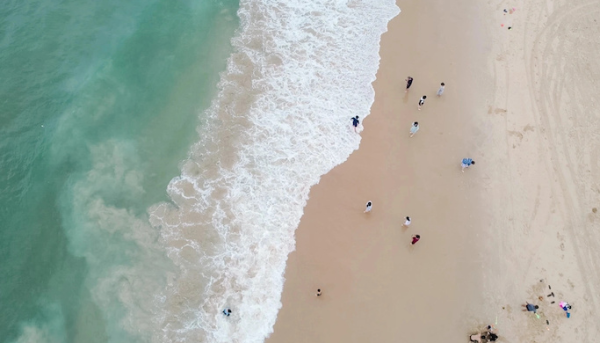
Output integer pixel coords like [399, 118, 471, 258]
[266, 0, 600, 342]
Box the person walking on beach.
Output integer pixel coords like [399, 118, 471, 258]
[522, 302, 539, 313]
[461, 158, 475, 172]
[409, 122, 419, 137]
[364, 201, 373, 213]
[437, 82, 445, 96]
[411, 235, 420, 245]
[316, 289, 322, 297]
[418, 96, 426, 110]
[405, 76, 414, 92]
[351, 116, 360, 132]
[403, 216, 411, 227]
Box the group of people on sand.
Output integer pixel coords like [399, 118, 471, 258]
[225, 76, 478, 318]
[365, 201, 418, 245]
[470, 325, 499, 342]
[522, 299, 572, 316]
[353, 77, 475, 172]
[354, 76, 476, 248]
[405, 76, 476, 172]
[361, 77, 486, 340]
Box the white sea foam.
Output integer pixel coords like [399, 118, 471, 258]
[149, 1, 400, 342]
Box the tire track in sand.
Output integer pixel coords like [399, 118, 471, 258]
[525, 0, 600, 339]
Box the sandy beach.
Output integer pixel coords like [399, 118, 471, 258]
[266, 0, 600, 342]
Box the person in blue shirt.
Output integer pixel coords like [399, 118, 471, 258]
[461, 158, 475, 172]
[409, 122, 419, 137]
[521, 302, 539, 313]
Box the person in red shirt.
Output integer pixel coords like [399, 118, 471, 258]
[411, 235, 420, 245]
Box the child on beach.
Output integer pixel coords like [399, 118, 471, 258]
[559, 302, 571, 311]
[411, 235, 420, 245]
[351, 116, 360, 132]
[437, 82, 445, 96]
[403, 216, 411, 227]
[364, 201, 373, 213]
[409, 122, 419, 137]
[405, 76, 413, 92]
[418, 96, 426, 110]
[559, 301, 572, 318]
[461, 158, 475, 172]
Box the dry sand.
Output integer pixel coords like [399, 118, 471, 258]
[266, 0, 600, 342]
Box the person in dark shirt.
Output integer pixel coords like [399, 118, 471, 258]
[522, 302, 539, 313]
[351, 116, 360, 132]
[487, 332, 499, 341]
[405, 76, 414, 92]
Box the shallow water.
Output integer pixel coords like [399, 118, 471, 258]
[0, 0, 399, 341]
[0, 0, 239, 341]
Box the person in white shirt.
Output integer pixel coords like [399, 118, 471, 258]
[436, 82, 445, 96]
[364, 201, 373, 213]
[403, 216, 411, 227]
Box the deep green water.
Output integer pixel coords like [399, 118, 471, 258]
[0, 0, 239, 341]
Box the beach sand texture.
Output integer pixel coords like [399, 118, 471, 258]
[267, 0, 600, 342]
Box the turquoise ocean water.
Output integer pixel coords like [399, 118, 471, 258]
[0, 0, 239, 342]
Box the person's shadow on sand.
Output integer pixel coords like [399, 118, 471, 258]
[403, 91, 409, 104]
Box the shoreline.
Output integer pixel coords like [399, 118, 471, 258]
[266, 0, 600, 342]
[266, 0, 494, 341]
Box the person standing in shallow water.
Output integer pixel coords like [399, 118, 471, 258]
[405, 76, 413, 92]
[351, 116, 360, 132]
[418, 96, 426, 110]
[437, 82, 445, 96]
[409, 122, 419, 137]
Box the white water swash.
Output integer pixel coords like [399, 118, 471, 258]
[150, 1, 400, 342]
